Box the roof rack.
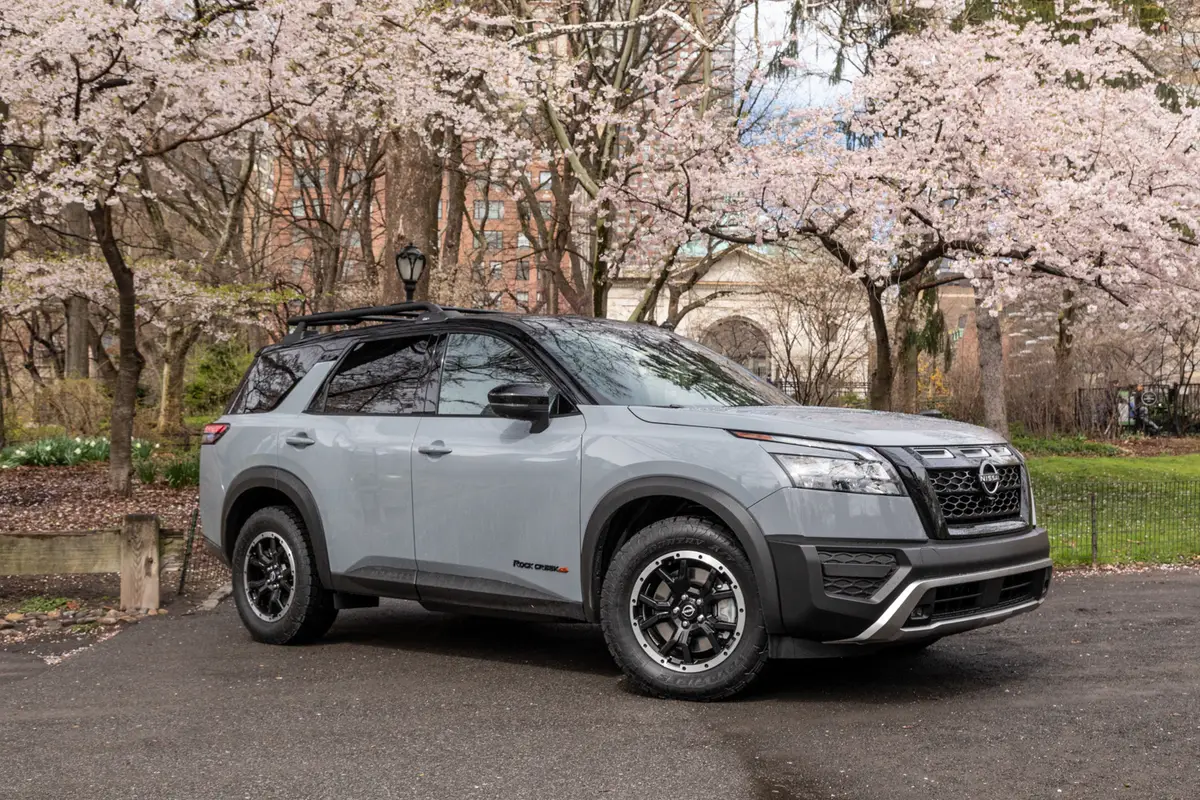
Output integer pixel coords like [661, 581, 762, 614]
[281, 301, 499, 343]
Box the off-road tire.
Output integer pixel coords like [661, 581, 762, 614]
[231, 505, 337, 645]
[600, 516, 769, 701]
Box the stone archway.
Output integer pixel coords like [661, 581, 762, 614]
[700, 317, 772, 379]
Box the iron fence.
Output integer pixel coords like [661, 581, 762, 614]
[1033, 479, 1200, 566]
[177, 506, 230, 596]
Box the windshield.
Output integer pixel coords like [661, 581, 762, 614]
[526, 318, 796, 407]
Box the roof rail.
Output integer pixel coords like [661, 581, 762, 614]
[282, 302, 453, 343]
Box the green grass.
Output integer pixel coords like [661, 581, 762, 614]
[18, 596, 71, 614]
[1028, 455, 1200, 566]
[1028, 454, 1200, 482]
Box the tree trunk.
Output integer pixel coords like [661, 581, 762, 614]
[157, 326, 200, 433]
[383, 128, 441, 303]
[891, 287, 921, 414]
[438, 130, 469, 305]
[974, 287, 1010, 439]
[88, 321, 119, 390]
[63, 202, 92, 378]
[1054, 289, 1078, 432]
[89, 204, 143, 496]
[64, 296, 90, 378]
[864, 282, 893, 411]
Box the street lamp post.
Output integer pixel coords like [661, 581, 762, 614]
[395, 243, 427, 302]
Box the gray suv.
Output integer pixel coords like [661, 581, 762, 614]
[199, 301, 1052, 700]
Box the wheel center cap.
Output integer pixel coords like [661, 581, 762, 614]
[680, 605, 697, 620]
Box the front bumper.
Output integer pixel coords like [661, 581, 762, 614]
[767, 527, 1052, 647]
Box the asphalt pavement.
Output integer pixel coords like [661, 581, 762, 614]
[1, 569, 1197, 799]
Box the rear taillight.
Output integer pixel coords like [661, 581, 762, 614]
[201, 423, 229, 445]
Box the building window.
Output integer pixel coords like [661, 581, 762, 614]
[515, 260, 530, 281]
[474, 140, 494, 161]
[489, 262, 504, 279]
[537, 171, 553, 191]
[539, 201, 552, 218]
[290, 259, 305, 277]
[436, 200, 442, 220]
[483, 291, 502, 309]
[516, 232, 531, 249]
[537, 291, 545, 304]
[482, 230, 503, 250]
[474, 200, 504, 220]
[294, 168, 326, 190]
[515, 291, 529, 305]
[291, 199, 306, 219]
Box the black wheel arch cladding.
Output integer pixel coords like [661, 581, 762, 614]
[581, 476, 783, 632]
[222, 466, 333, 588]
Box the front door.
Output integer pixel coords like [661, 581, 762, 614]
[412, 332, 585, 616]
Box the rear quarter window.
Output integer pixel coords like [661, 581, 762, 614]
[227, 344, 323, 414]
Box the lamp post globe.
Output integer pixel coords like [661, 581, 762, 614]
[395, 243, 426, 302]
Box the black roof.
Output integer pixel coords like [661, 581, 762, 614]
[277, 301, 643, 350]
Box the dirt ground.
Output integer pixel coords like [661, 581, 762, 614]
[0, 464, 197, 532]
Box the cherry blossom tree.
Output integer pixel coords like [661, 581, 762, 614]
[0, 256, 286, 431]
[0, 0, 534, 492]
[597, 1, 1200, 429]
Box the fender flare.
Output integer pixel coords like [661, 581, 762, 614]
[221, 466, 332, 588]
[580, 476, 783, 633]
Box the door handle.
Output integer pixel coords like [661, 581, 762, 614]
[285, 432, 315, 448]
[418, 440, 452, 457]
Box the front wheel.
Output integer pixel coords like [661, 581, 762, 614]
[600, 516, 768, 700]
[231, 506, 337, 645]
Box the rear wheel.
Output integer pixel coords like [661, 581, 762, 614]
[600, 516, 768, 701]
[231, 506, 337, 645]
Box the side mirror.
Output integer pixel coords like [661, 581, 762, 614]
[487, 383, 554, 432]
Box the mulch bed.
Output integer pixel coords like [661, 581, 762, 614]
[1113, 437, 1200, 457]
[0, 464, 197, 533]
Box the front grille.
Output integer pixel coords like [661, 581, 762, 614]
[927, 464, 1024, 525]
[819, 551, 897, 599]
[906, 567, 1049, 627]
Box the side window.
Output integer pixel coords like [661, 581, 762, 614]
[228, 344, 322, 414]
[320, 336, 435, 415]
[437, 333, 547, 415]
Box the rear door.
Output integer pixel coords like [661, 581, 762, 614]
[411, 331, 585, 615]
[276, 334, 437, 595]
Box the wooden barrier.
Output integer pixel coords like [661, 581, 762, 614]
[0, 516, 185, 611]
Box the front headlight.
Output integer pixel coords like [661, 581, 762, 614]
[772, 453, 904, 495]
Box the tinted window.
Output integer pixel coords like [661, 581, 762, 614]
[321, 336, 435, 415]
[526, 319, 795, 407]
[437, 333, 546, 415]
[229, 344, 323, 414]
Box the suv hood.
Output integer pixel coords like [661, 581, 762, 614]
[627, 405, 1003, 448]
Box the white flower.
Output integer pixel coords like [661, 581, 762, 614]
[74, 448, 82, 455]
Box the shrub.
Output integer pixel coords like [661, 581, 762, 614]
[134, 458, 158, 485]
[1011, 433, 1122, 458]
[0, 435, 154, 468]
[162, 452, 200, 488]
[32, 379, 110, 436]
[185, 341, 253, 415]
